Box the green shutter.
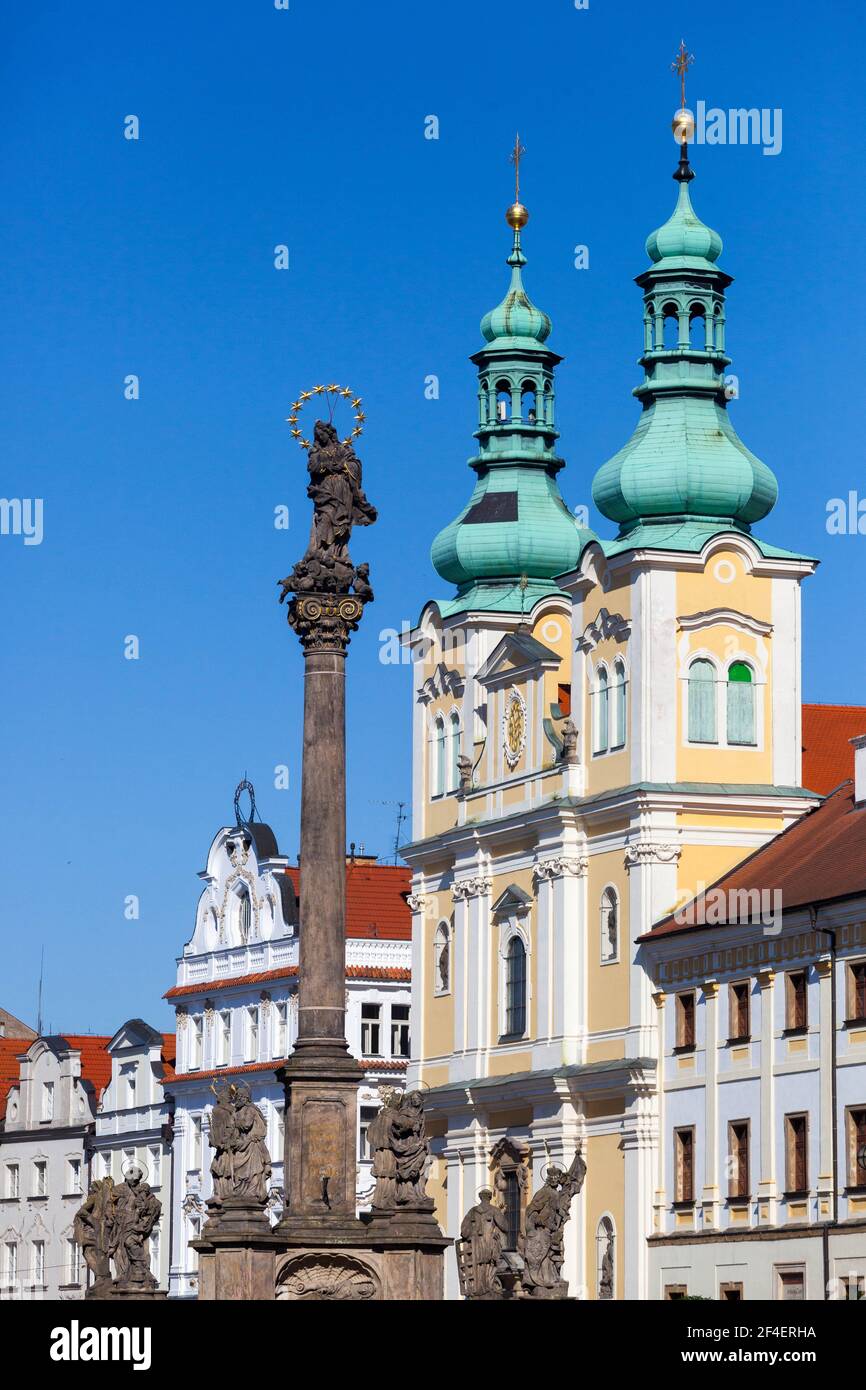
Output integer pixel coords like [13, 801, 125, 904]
[727, 663, 756, 745]
[688, 660, 717, 743]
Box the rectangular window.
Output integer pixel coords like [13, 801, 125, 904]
[674, 1127, 695, 1203]
[68, 1158, 82, 1194]
[729, 981, 751, 1041]
[728, 1121, 750, 1199]
[191, 1117, 202, 1171]
[359, 1105, 378, 1161]
[6, 1163, 19, 1200]
[149, 1146, 162, 1187]
[847, 1107, 866, 1189]
[275, 1104, 285, 1159]
[390, 1004, 410, 1059]
[219, 1010, 231, 1066]
[188, 1216, 200, 1271]
[150, 1229, 160, 1280]
[785, 971, 808, 1031]
[5, 1242, 17, 1286]
[67, 1237, 81, 1285]
[127, 1070, 137, 1107]
[41, 1082, 54, 1122]
[274, 1000, 287, 1058]
[33, 1240, 45, 1286]
[361, 1003, 381, 1056]
[848, 962, 866, 1023]
[665, 1284, 688, 1300]
[777, 1268, 805, 1300]
[502, 1169, 522, 1252]
[675, 992, 696, 1050]
[191, 1015, 203, 1069]
[33, 1160, 47, 1197]
[246, 1006, 259, 1062]
[720, 1283, 744, 1300]
[785, 1114, 809, 1193]
[841, 1275, 865, 1301]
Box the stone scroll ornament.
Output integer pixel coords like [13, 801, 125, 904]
[278, 386, 377, 646]
[209, 1081, 272, 1203]
[520, 1149, 587, 1299]
[73, 1169, 161, 1293]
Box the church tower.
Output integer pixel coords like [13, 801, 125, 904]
[404, 114, 817, 1302]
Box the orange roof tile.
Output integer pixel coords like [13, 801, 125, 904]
[0, 1037, 27, 1120]
[803, 703, 866, 795]
[164, 964, 409, 1001]
[161, 1034, 176, 1082]
[285, 863, 411, 940]
[58, 1035, 113, 1101]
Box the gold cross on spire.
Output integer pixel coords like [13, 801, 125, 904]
[509, 133, 526, 203]
[671, 39, 695, 109]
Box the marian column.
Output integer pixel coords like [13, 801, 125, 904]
[275, 392, 447, 1300]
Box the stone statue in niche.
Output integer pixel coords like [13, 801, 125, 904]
[368, 1090, 431, 1209]
[599, 1228, 614, 1300]
[73, 1170, 161, 1294]
[520, 1150, 586, 1299]
[456, 1189, 509, 1299]
[559, 717, 579, 764]
[278, 420, 377, 602]
[456, 754, 473, 792]
[209, 1081, 272, 1203]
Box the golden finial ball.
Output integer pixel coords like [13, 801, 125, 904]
[672, 108, 695, 144]
[506, 201, 530, 230]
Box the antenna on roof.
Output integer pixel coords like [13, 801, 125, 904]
[36, 945, 45, 1037]
[368, 799, 408, 864]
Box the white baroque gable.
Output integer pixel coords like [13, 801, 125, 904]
[185, 825, 294, 955]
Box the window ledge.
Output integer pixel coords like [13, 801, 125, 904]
[28, 1195, 48, 1202]
[727, 1036, 752, 1046]
[726, 1195, 752, 1207]
[672, 1200, 696, 1212]
[844, 1185, 866, 1196]
[0, 1197, 20, 1204]
[844, 1018, 866, 1030]
[672, 1044, 696, 1056]
[782, 1026, 809, 1038]
[498, 1033, 528, 1045]
[782, 1190, 810, 1201]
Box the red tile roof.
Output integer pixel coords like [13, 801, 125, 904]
[803, 704, 866, 795]
[161, 1034, 176, 1082]
[643, 781, 866, 941]
[169, 1056, 408, 1086]
[58, 1035, 113, 1101]
[285, 863, 411, 940]
[164, 964, 410, 1000]
[0, 1037, 27, 1121]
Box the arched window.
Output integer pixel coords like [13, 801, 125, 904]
[520, 381, 537, 423]
[594, 667, 610, 754]
[505, 937, 527, 1036]
[600, 887, 618, 963]
[612, 659, 627, 750]
[662, 305, 679, 350]
[688, 659, 717, 743]
[434, 921, 450, 995]
[727, 661, 756, 746]
[238, 889, 251, 944]
[495, 381, 511, 422]
[432, 716, 446, 796]
[689, 309, 707, 349]
[448, 711, 461, 792]
[597, 1216, 616, 1299]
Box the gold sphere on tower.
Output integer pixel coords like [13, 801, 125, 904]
[506, 201, 529, 230]
[672, 107, 695, 144]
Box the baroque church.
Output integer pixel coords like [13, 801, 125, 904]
[403, 126, 866, 1299]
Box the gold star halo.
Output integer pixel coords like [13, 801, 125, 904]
[285, 384, 365, 450]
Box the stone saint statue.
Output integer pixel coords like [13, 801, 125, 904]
[111, 1170, 161, 1288]
[456, 1189, 509, 1300]
[559, 717, 579, 764]
[369, 1090, 431, 1209]
[73, 1170, 161, 1294]
[279, 420, 377, 602]
[209, 1082, 272, 1203]
[73, 1178, 115, 1286]
[520, 1150, 586, 1298]
[599, 1228, 614, 1300]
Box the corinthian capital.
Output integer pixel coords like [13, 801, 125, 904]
[534, 856, 588, 881]
[624, 841, 682, 871]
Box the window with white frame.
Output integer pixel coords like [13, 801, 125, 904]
[274, 1000, 288, 1058]
[124, 1066, 137, 1108]
[149, 1146, 161, 1187]
[687, 656, 758, 747]
[4, 1241, 17, 1286]
[246, 1005, 259, 1062]
[390, 1004, 410, 1058]
[41, 1081, 54, 1122]
[431, 715, 447, 797]
[238, 888, 252, 943]
[448, 711, 461, 791]
[600, 886, 619, 963]
[32, 1160, 47, 1197]
[612, 660, 627, 750]
[191, 1015, 203, 1069]
[188, 1216, 200, 1270]
[6, 1163, 19, 1199]
[504, 935, 527, 1038]
[726, 662, 756, 745]
[67, 1237, 81, 1284]
[593, 666, 610, 754]
[361, 1003, 382, 1056]
[434, 920, 451, 995]
[32, 1240, 45, 1286]
[191, 1117, 202, 1172]
[150, 1229, 160, 1280]
[359, 1105, 378, 1161]
[67, 1158, 82, 1194]
[219, 1010, 231, 1066]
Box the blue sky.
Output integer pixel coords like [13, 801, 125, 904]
[2, 0, 864, 1033]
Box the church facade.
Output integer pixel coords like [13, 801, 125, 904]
[403, 135, 840, 1299]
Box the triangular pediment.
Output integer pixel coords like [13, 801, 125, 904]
[476, 632, 560, 689]
[491, 883, 533, 917]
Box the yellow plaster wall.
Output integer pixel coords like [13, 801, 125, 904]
[489, 865, 537, 1043]
[587, 850, 629, 1034]
[585, 1131, 626, 1300]
[423, 897, 456, 1060]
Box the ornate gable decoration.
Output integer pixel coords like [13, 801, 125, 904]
[577, 607, 631, 653]
[476, 631, 560, 691]
[503, 686, 527, 769]
[417, 662, 465, 705]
